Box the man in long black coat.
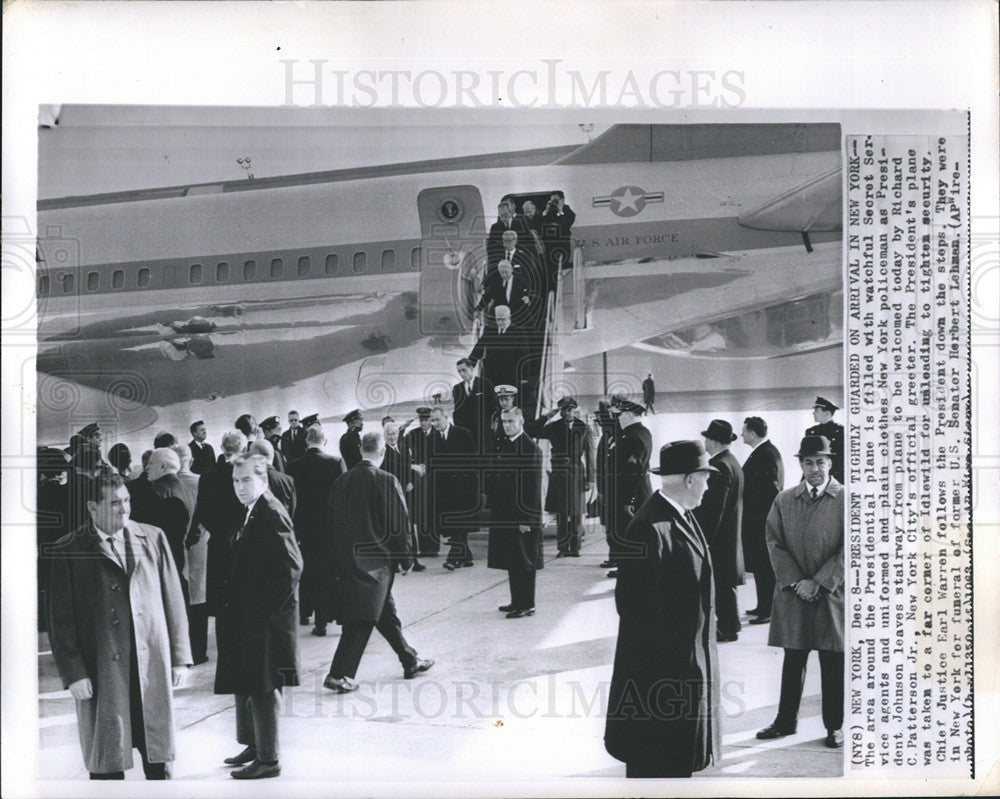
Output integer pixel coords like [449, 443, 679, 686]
[525, 396, 595, 557]
[427, 407, 479, 568]
[285, 425, 345, 635]
[605, 440, 721, 778]
[404, 408, 436, 556]
[322, 430, 433, 693]
[381, 420, 425, 572]
[740, 416, 784, 623]
[468, 305, 530, 392]
[486, 408, 543, 617]
[694, 419, 745, 642]
[606, 398, 653, 574]
[214, 454, 302, 780]
[452, 357, 494, 456]
[339, 409, 364, 470]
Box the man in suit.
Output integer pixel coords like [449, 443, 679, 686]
[520, 199, 544, 247]
[756, 436, 844, 749]
[540, 190, 576, 277]
[605, 397, 653, 577]
[498, 231, 547, 324]
[235, 414, 257, 441]
[805, 396, 844, 484]
[468, 305, 529, 392]
[428, 407, 479, 569]
[381, 420, 425, 572]
[642, 374, 656, 414]
[404, 407, 436, 556]
[452, 357, 494, 457]
[485, 200, 527, 272]
[215, 454, 303, 779]
[323, 430, 433, 693]
[188, 420, 216, 475]
[740, 416, 784, 623]
[47, 467, 191, 780]
[340, 409, 364, 470]
[260, 417, 286, 472]
[248, 439, 297, 519]
[525, 396, 595, 557]
[476, 259, 533, 330]
[605, 441, 720, 778]
[280, 410, 308, 463]
[286, 425, 345, 636]
[694, 419, 745, 643]
[487, 408, 544, 618]
[488, 384, 519, 453]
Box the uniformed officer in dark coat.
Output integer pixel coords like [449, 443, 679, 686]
[605, 440, 721, 778]
[525, 396, 595, 557]
[260, 417, 286, 473]
[805, 396, 844, 484]
[215, 454, 303, 780]
[488, 384, 519, 453]
[339, 409, 364, 470]
[404, 408, 436, 556]
[323, 430, 433, 693]
[605, 397, 653, 576]
[739, 416, 784, 623]
[693, 419, 745, 642]
[486, 408, 544, 618]
[285, 425, 345, 635]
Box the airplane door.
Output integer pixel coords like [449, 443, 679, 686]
[416, 185, 485, 335]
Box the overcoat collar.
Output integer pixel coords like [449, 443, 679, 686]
[793, 477, 843, 500]
[653, 493, 708, 559]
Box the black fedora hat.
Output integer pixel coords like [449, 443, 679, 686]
[650, 440, 719, 476]
[701, 419, 737, 443]
[796, 435, 833, 458]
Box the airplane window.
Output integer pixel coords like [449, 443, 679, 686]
[325, 253, 338, 274]
[271, 258, 283, 278]
[112, 269, 124, 289]
[163, 265, 176, 286]
[62, 273, 75, 293]
[137, 268, 150, 288]
[410, 247, 422, 270]
[380, 249, 395, 271]
[217, 262, 229, 283]
[38, 275, 50, 296]
[87, 271, 99, 292]
[190, 264, 203, 284]
[244, 260, 256, 280]
[298, 256, 310, 276]
[353, 252, 367, 273]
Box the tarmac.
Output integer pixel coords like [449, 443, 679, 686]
[36, 519, 843, 786]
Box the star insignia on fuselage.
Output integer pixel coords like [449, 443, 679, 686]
[593, 186, 663, 217]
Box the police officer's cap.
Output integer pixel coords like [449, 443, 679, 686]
[415, 407, 433, 419]
[343, 409, 362, 424]
[261, 416, 280, 432]
[301, 414, 320, 427]
[494, 385, 518, 397]
[813, 396, 839, 413]
[556, 396, 578, 411]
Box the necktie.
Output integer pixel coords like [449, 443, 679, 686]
[504, 279, 511, 300]
[108, 535, 126, 570]
[811, 486, 819, 500]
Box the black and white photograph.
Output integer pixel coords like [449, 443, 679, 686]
[2, 2, 997, 797]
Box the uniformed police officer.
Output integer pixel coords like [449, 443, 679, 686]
[605, 397, 653, 578]
[805, 397, 844, 484]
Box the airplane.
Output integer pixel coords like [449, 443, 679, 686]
[34, 122, 843, 454]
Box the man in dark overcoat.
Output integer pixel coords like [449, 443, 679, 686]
[694, 419, 745, 642]
[452, 357, 494, 456]
[404, 407, 436, 556]
[605, 441, 721, 778]
[427, 407, 479, 568]
[468, 304, 530, 391]
[286, 425, 345, 636]
[605, 397, 653, 575]
[739, 416, 784, 623]
[486, 408, 544, 618]
[525, 396, 595, 557]
[756, 435, 844, 749]
[381, 419, 425, 572]
[488, 384, 519, 453]
[47, 467, 191, 779]
[214, 454, 303, 780]
[323, 430, 433, 693]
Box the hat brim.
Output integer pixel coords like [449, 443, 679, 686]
[796, 449, 833, 458]
[700, 429, 738, 443]
[650, 464, 719, 475]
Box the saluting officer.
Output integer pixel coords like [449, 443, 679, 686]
[605, 397, 653, 578]
[805, 397, 844, 484]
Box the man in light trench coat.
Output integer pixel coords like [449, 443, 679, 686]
[756, 435, 845, 748]
[47, 467, 192, 779]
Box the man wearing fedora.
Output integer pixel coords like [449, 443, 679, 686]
[605, 440, 721, 778]
[604, 396, 653, 578]
[805, 396, 844, 484]
[756, 435, 844, 749]
[693, 420, 745, 643]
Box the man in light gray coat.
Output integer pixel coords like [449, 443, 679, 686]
[47, 467, 191, 779]
[756, 435, 844, 748]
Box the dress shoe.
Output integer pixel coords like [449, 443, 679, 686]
[411, 562, 426, 572]
[231, 761, 281, 779]
[716, 631, 739, 643]
[824, 729, 844, 748]
[746, 607, 761, 616]
[748, 615, 771, 625]
[506, 607, 535, 618]
[223, 746, 257, 766]
[607, 569, 619, 578]
[599, 559, 615, 568]
[323, 675, 359, 693]
[299, 617, 311, 626]
[193, 655, 209, 666]
[404, 658, 434, 679]
[566, 552, 580, 557]
[311, 624, 327, 637]
[443, 561, 457, 571]
[756, 722, 797, 740]
[498, 603, 515, 612]
[461, 559, 474, 567]
[555, 551, 567, 558]
[419, 551, 439, 558]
